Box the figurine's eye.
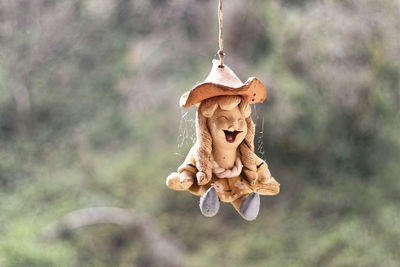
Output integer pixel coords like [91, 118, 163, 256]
[217, 116, 229, 121]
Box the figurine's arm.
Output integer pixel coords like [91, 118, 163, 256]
[166, 146, 196, 191]
[177, 145, 197, 174]
[258, 163, 272, 183]
[254, 154, 280, 195]
[253, 154, 269, 182]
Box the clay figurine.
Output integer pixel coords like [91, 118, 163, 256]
[166, 60, 279, 221]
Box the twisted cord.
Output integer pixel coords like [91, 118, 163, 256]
[217, 0, 225, 67]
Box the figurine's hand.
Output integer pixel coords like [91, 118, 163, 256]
[196, 171, 211, 185]
[243, 169, 258, 186]
[180, 170, 195, 189]
[166, 171, 194, 191]
[249, 173, 258, 186]
[259, 168, 272, 184]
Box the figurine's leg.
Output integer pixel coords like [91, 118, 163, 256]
[199, 187, 220, 217]
[231, 193, 260, 221]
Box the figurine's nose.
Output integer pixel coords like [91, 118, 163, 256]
[228, 120, 239, 131]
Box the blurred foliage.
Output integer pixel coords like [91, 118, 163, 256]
[0, 0, 399, 266]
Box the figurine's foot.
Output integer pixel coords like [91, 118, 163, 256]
[239, 192, 260, 221]
[200, 187, 220, 217]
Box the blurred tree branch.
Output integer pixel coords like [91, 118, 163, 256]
[41, 207, 185, 267]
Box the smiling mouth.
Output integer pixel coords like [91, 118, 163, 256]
[223, 130, 242, 143]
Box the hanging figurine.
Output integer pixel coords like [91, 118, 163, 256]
[166, 0, 280, 221]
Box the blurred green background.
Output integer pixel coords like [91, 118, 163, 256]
[0, 0, 399, 266]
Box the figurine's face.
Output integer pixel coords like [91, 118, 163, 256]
[207, 106, 247, 149]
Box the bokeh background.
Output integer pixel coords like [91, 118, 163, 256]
[1, 0, 399, 266]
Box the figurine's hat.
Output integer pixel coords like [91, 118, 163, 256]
[180, 59, 267, 108]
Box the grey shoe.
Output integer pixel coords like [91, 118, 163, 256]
[239, 192, 260, 221]
[200, 187, 220, 217]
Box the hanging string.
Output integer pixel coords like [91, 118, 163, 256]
[217, 0, 225, 68]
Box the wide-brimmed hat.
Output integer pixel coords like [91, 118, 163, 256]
[179, 59, 267, 108]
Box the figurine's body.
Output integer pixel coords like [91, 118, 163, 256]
[166, 60, 279, 221]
